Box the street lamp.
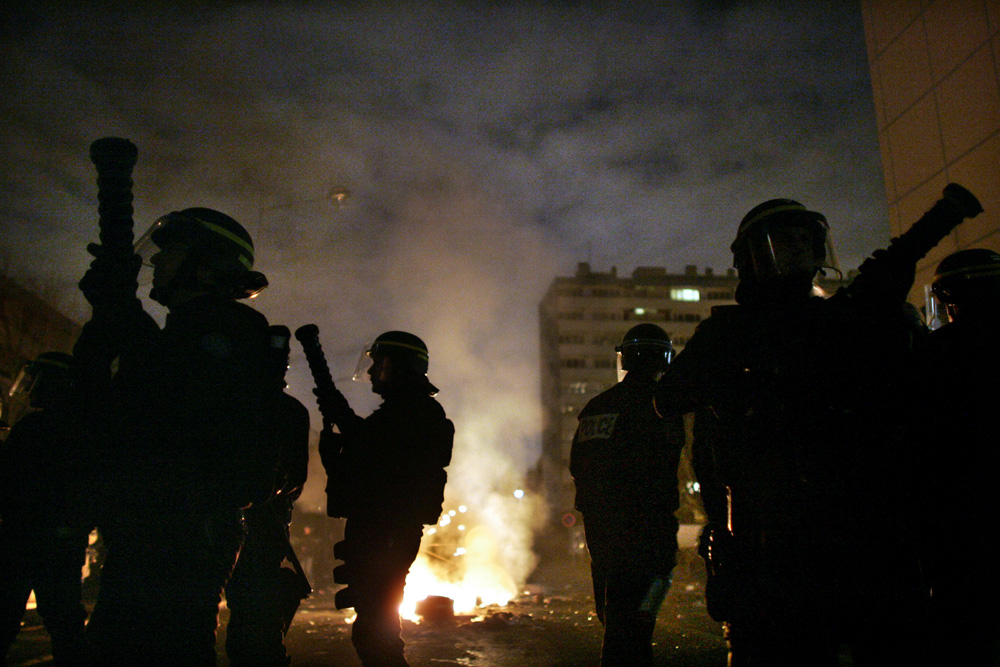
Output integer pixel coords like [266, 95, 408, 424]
[258, 186, 352, 217]
[327, 187, 350, 205]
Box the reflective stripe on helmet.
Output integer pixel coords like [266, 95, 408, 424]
[180, 213, 255, 269]
[31, 356, 71, 371]
[370, 340, 429, 361]
[933, 263, 1000, 283]
[743, 202, 806, 228]
[620, 337, 672, 348]
[738, 203, 828, 239]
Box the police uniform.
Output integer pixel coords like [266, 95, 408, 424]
[913, 311, 1000, 665]
[671, 291, 927, 664]
[85, 293, 275, 667]
[570, 372, 684, 667]
[0, 403, 91, 666]
[655, 186, 984, 666]
[325, 381, 454, 667]
[225, 389, 310, 667]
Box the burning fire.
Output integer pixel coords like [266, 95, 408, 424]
[399, 503, 522, 621]
[25, 530, 100, 612]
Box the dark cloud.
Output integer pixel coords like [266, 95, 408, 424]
[606, 146, 686, 187]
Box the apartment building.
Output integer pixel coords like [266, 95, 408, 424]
[536, 262, 739, 519]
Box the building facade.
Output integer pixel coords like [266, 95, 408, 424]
[537, 262, 740, 522]
[862, 0, 1000, 309]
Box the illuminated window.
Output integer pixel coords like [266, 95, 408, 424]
[671, 288, 700, 301]
[625, 307, 669, 321]
[567, 381, 588, 394]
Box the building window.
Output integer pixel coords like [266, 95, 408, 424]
[558, 334, 585, 345]
[593, 358, 616, 369]
[673, 312, 702, 322]
[558, 311, 584, 320]
[562, 358, 587, 369]
[707, 290, 733, 300]
[624, 307, 670, 321]
[592, 312, 621, 321]
[592, 333, 620, 346]
[671, 288, 700, 302]
[567, 381, 588, 394]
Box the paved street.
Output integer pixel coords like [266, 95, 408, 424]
[7, 550, 729, 666]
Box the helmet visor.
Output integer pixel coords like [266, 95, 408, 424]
[615, 340, 673, 382]
[133, 216, 171, 267]
[746, 218, 836, 279]
[923, 283, 948, 330]
[133, 216, 173, 286]
[351, 342, 374, 383]
[7, 363, 36, 400]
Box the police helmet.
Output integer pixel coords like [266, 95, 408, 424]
[616, 323, 673, 374]
[29, 351, 73, 377]
[369, 331, 430, 376]
[931, 249, 1000, 306]
[8, 351, 73, 409]
[135, 207, 268, 298]
[732, 198, 831, 279]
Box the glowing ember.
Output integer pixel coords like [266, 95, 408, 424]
[399, 523, 518, 621]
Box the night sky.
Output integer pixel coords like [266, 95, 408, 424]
[1, 1, 886, 527]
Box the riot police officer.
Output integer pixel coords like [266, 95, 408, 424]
[913, 249, 1000, 666]
[78, 207, 277, 666]
[225, 325, 311, 667]
[0, 352, 91, 666]
[317, 331, 454, 667]
[569, 324, 684, 667]
[655, 186, 981, 666]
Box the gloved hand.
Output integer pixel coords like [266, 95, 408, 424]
[317, 428, 343, 471]
[78, 243, 142, 308]
[699, 522, 733, 622]
[315, 387, 354, 429]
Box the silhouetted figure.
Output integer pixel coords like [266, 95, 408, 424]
[318, 331, 453, 667]
[569, 324, 683, 667]
[912, 249, 1000, 666]
[225, 325, 311, 667]
[78, 208, 277, 666]
[655, 186, 981, 666]
[0, 353, 91, 666]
